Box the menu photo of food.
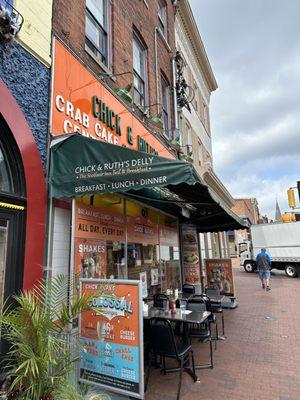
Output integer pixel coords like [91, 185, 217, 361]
[183, 233, 197, 244]
[183, 253, 199, 264]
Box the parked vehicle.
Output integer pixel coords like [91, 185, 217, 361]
[238, 222, 300, 278]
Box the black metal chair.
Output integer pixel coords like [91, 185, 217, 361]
[153, 293, 169, 308]
[187, 297, 214, 369]
[205, 287, 225, 336]
[182, 283, 196, 295]
[145, 317, 196, 400]
[197, 294, 218, 350]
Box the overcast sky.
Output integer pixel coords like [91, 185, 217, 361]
[189, 0, 300, 219]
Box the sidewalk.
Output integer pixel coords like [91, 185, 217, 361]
[146, 267, 300, 400]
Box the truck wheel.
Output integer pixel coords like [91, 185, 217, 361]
[244, 261, 254, 273]
[285, 265, 298, 278]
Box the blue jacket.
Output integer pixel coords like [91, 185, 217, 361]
[256, 251, 271, 269]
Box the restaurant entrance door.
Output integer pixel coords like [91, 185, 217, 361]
[0, 117, 26, 357]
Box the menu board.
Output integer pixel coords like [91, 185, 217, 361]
[75, 201, 125, 242]
[79, 279, 144, 399]
[181, 225, 201, 285]
[127, 215, 158, 245]
[159, 226, 179, 247]
[205, 259, 234, 296]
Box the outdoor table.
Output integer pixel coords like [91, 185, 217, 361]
[207, 294, 225, 303]
[143, 307, 211, 382]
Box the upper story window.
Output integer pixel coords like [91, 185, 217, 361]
[133, 35, 147, 108]
[185, 122, 192, 146]
[85, 0, 108, 66]
[192, 81, 198, 112]
[203, 102, 210, 134]
[197, 141, 203, 166]
[158, 0, 167, 38]
[161, 74, 170, 138]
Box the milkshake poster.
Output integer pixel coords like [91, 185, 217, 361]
[205, 259, 234, 296]
[79, 279, 143, 399]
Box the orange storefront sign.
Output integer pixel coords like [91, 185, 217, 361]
[51, 38, 174, 159]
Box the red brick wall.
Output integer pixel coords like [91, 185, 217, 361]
[232, 198, 260, 225]
[52, 0, 176, 143]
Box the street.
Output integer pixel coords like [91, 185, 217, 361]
[146, 267, 300, 400]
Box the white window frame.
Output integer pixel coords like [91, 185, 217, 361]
[197, 140, 202, 166]
[185, 122, 192, 146]
[161, 74, 171, 138]
[133, 34, 147, 108]
[85, 0, 110, 67]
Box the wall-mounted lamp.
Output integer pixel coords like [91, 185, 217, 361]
[0, 0, 23, 49]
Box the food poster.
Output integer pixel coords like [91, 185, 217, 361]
[205, 259, 234, 296]
[150, 268, 159, 286]
[139, 272, 148, 298]
[80, 280, 143, 398]
[181, 225, 201, 285]
[74, 238, 107, 290]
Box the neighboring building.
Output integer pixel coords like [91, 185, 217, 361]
[229, 198, 260, 256]
[0, 0, 52, 352]
[174, 0, 234, 263]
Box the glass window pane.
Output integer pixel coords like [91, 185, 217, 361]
[133, 38, 145, 79]
[87, 0, 105, 27]
[158, 0, 167, 36]
[0, 146, 12, 193]
[126, 200, 159, 296]
[159, 214, 180, 292]
[86, 13, 107, 54]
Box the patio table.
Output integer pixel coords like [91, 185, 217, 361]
[143, 307, 211, 382]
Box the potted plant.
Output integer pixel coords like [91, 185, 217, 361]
[0, 275, 102, 400]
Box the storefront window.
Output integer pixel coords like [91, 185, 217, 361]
[126, 200, 159, 296]
[74, 196, 181, 296]
[159, 214, 181, 293]
[74, 195, 125, 285]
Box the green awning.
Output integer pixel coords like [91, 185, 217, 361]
[49, 134, 247, 232]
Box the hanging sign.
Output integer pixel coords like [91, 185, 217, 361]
[205, 259, 234, 296]
[79, 279, 144, 399]
[181, 225, 201, 285]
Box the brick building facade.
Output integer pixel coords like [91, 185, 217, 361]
[228, 198, 260, 256]
[52, 0, 177, 149]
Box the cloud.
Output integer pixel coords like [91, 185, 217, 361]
[189, 0, 300, 217]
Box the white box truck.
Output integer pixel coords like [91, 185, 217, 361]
[238, 222, 300, 278]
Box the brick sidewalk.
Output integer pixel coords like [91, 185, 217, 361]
[146, 267, 300, 400]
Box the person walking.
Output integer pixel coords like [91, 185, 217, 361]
[256, 248, 272, 291]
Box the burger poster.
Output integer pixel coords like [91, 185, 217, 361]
[205, 259, 234, 296]
[79, 279, 143, 398]
[181, 225, 201, 285]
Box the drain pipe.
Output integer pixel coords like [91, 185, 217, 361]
[172, 55, 181, 144]
[154, 27, 160, 114]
